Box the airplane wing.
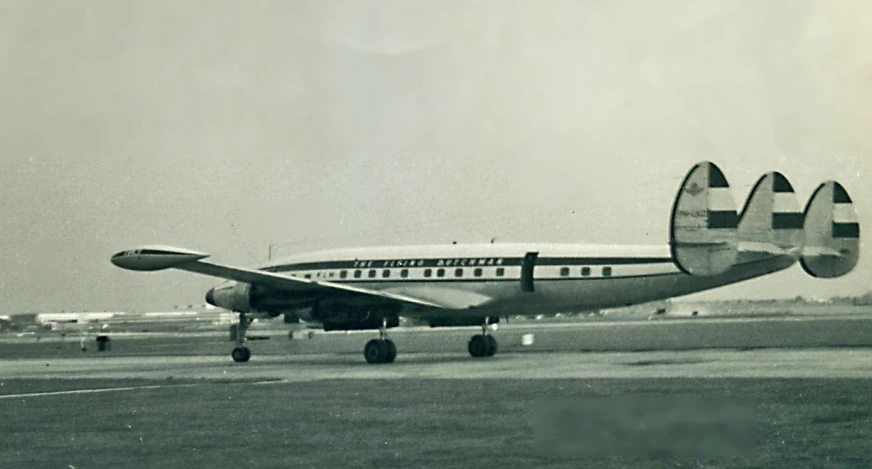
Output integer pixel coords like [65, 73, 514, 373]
[111, 246, 493, 310]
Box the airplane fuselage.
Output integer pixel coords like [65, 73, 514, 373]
[242, 243, 794, 319]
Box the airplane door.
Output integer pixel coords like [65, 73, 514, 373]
[521, 251, 538, 292]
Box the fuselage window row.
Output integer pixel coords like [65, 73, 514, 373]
[293, 266, 510, 281]
[289, 266, 611, 281]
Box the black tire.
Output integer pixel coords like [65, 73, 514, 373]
[385, 339, 397, 363]
[468, 334, 491, 358]
[364, 339, 388, 364]
[231, 346, 251, 363]
[485, 335, 498, 357]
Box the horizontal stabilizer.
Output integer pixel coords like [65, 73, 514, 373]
[670, 161, 739, 276]
[737, 241, 792, 256]
[800, 181, 860, 278]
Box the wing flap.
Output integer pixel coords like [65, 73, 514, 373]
[382, 286, 495, 310]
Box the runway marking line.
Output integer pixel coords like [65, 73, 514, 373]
[0, 379, 285, 399]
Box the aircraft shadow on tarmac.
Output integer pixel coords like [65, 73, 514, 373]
[242, 352, 511, 367]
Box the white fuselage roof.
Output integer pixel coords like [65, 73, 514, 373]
[263, 243, 671, 268]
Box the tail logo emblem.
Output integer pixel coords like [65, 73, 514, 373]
[685, 182, 704, 196]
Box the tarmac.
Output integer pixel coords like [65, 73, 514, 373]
[3, 313, 872, 468]
[2, 348, 872, 396]
[2, 312, 872, 393]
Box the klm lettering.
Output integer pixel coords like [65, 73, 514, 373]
[351, 258, 506, 268]
[352, 259, 425, 268]
[381, 259, 425, 268]
[436, 258, 504, 267]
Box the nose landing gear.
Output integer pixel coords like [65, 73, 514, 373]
[231, 311, 251, 363]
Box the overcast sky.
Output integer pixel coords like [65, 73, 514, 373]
[1, 0, 870, 312]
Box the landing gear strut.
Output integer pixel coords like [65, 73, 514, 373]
[231, 311, 251, 363]
[363, 318, 396, 364]
[468, 317, 497, 358]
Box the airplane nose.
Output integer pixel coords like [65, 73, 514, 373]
[205, 287, 215, 306]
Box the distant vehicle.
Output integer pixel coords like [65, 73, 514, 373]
[0, 313, 39, 332]
[112, 162, 859, 364]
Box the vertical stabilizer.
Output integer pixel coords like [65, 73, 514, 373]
[737, 172, 804, 257]
[670, 162, 739, 276]
[800, 182, 860, 278]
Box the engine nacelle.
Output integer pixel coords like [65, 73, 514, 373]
[206, 282, 256, 312]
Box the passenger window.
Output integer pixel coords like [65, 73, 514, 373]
[401, 269, 409, 278]
[382, 269, 390, 278]
[455, 268, 463, 277]
[424, 269, 432, 278]
[304, 273, 311, 279]
[354, 270, 362, 279]
[602, 266, 612, 277]
[368, 270, 376, 278]
[340, 270, 347, 279]
[474, 268, 482, 277]
[581, 267, 591, 277]
[437, 268, 445, 278]
[560, 267, 569, 277]
[496, 267, 504, 277]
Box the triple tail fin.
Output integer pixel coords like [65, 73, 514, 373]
[800, 182, 860, 278]
[737, 172, 804, 258]
[670, 162, 739, 276]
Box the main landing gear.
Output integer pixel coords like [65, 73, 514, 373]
[363, 318, 396, 364]
[231, 311, 252, 363]
[468, 318, 497, 358]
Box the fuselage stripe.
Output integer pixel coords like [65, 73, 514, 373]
[264, 256, 673, 273]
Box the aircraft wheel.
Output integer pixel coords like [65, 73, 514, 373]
[468, 334, 492, 358]
[231, 345, 251, 363]
[364, 339, 388, 364]
[385, 339, 397, 363]
[485, 335, 498, 357]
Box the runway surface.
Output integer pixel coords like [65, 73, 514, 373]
[2, 348, 872, 391]
[3, 314, 872, 468]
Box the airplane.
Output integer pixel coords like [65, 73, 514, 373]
[111, 162, 860, 364]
